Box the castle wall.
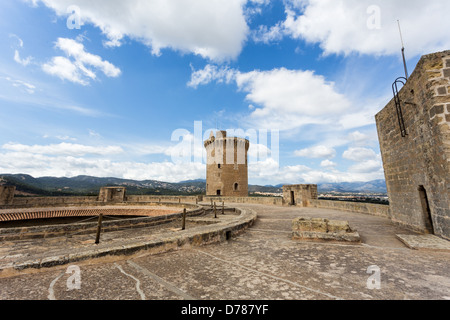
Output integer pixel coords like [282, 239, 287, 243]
[375, 50, 450, 239]
[309, 200, 390, 219]
[98, 187, 127, 203]
[204, 196, 282, 206]
[0, 186, 15, 205]
[282, 185, 318, 207]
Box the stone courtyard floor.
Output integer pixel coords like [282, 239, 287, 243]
[0, 203, 449, 303]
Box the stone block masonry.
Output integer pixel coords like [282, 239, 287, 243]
[292, 217, 360, 243]
[204, 131, 250, 197]
[282, 185, 318, 207]
[98, 187, 127, 203]
[376, 50, 450, 240]
[0, 186, 15, 206]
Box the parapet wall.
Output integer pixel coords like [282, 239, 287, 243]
[205, 196, 390, 218]
[204, 196, 282, 206]
[127, 195, 201, 204]
[2, 194, 390, 219]
[0, 195, 203, 209]
[7, 196, 98, 208]
[0, 193, 425, 235]
[309, 200, 390, 219]
[0, 186, 16, 206]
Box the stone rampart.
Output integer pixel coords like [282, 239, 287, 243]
[310, 200, 390, 218]
[376, 50, 450, 239]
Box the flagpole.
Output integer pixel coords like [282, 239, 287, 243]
[397, 20, 409, 79]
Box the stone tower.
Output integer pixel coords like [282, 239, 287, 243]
[204, 131, 250, 197]
[376, 50, 450, 240]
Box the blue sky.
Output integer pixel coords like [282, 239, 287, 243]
[0, 0, 449, 185]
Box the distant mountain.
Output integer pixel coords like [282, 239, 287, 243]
[0, 174, 206, 196]
[0, 174, 387, 196]
[257, 180, 387, 194]
[317, 180, 387, 193]
[248, 185, 282, 193]
[178, 179, 206, 184]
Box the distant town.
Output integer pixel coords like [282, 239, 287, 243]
[251, 190, 389, 205]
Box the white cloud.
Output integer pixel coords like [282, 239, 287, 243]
[248, 143, 272, 161]
[348, 131, 369, 146]
[0, 151, 205, 182]
[248, 158, 284, 180]
[3, 77, 36, 94]
[248, 160, 384, 185]
[10, 34, 33, 66]
[187, 64, 235, 88]
[252, 23, 284, 44]
[42, 56, 88, 85]
[189, 65, 352, 131]
[42, 38, 121, 85]
[0, 140, 384, 184]
[55, 136, 77, 142]
[2, 142, 123, 157]
[294, 145, 336, 159]
[14, 50, 33, 66]
[56, 38, 121, 77]
[342, 147, 377, 162]
[236, 68, 350, 118]
[0, 141, 205, 182]
[281, 0, 450, 57]
[348, 159, 383, 174]
[30, 0, 251, 61]
[342, 147, 383, 174]
[320, 159, 337, 169]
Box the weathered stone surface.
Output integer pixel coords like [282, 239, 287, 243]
[396, 234, 450, 252]
[375, 50, 450, 240]
[292, 217, 360, 243]
[327, 220, 352, 233]
[0, 186, 15, 206]
[98, 187, 127, 203]
[204, 131, 250, 197]
[283, 185, 318, 207]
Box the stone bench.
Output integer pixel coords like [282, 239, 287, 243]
[292, 217, 361, 243]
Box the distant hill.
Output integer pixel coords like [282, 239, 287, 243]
[317, 180, 387, 193]
[0, 174, 206, 196]
[258, 180, 387, 194]
[0, 174, 387, 196]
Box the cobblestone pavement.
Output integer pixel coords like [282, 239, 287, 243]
[0, 204, 449, 302]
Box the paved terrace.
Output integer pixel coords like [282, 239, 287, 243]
[0, 203, 449, 301]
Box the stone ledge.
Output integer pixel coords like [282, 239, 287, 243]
[396, 234, 450, 252]
[292, 217, 361, 243]
[292, 231, 361, 243]
[0, 207, 257, 273]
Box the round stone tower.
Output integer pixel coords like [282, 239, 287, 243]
[204, 131, 250, 197]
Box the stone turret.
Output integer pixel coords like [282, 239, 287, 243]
[204, 131, 250, 197]
[376, 50, 450, 240]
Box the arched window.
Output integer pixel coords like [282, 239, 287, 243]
[234, 183, 239, 191]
